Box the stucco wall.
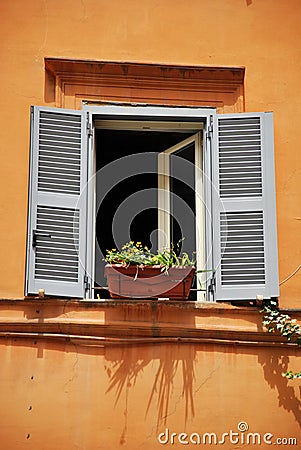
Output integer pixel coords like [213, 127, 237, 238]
[0, 299, 300, 449]
[1, 3, 301, 448]
[1, 0, 300, 305]
[1, 339, 300, 449]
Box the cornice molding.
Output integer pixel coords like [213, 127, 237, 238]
[44, 58, 245, 112]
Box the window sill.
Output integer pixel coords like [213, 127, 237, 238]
[0, 298, 300, 348]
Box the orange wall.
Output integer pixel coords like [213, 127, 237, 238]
[0, 0, 300, 305]
[1, 3, 301, 448]
[1, 336, 300, 449]
[1, 296, 301, 449]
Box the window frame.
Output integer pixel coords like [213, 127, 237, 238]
[84, 104, 215, 300]
[157, 132, 206, 301]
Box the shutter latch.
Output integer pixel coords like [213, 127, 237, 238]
[32, 230, 51, 248]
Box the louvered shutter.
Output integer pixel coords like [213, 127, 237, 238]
[26, 107, 88, 298]
[211, 112, 279, 301]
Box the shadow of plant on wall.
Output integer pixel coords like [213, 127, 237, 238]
[258, 350, 301, 429]
[104, 353, 151, 445]
[145, 345, 195, 426]
[104, 343, 196, 442]
[259, 300, 301, 428]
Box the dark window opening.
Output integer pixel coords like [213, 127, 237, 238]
[94, 129, 193, 297]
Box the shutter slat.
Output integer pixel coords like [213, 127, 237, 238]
[38, 110, 82, 196]
[218, 116, 262, 200]
[34, 205, 80, 282]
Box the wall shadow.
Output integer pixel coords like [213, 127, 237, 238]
[104, 343, 196, 434]
[258, 349, 301, 428]
[2, 326, 301, 441]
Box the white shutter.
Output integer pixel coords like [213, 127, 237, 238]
[25, 107, 88, 298]
[211, 112, 279, 301]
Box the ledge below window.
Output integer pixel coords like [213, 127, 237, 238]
[0, 298, 300, 348]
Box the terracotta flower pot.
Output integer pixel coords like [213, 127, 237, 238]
[104, 264, 195, 300]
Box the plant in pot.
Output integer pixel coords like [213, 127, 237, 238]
[104, 240, 196, 300]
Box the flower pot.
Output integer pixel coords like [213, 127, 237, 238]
[104, 264, 195, 300]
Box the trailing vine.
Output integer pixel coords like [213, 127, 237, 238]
[261, 300, 301, 379]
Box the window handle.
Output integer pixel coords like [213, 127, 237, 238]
[32, 230, 52, 248]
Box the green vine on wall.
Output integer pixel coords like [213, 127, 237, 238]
[261, 300, 301, 379]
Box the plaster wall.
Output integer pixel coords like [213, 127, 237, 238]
[0, 0, 300, 305]
[0, 4, 301, 447]
[0, 300, 300, 449]
[1, 337, 300, 449]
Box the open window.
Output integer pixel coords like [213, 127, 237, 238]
[157, 133, 205, 301]
[25, 105, 279, 301]
[92, 115, 206, 300]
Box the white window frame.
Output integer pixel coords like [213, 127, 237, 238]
[158, 133, 206, 300]
[84, 104, 215, 300]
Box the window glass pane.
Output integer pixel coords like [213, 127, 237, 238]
[170, 143, 196, 257]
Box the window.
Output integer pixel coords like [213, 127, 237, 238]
[25, 105, 279, 301]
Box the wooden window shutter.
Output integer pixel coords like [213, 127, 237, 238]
[25, 107, 88, 298]
[210, 112, 279, 301]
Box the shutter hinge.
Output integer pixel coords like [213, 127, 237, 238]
[208, 271, 216, 293]
[86, 115, 93, 137]
[207, 115, 214, 140]
[84, 274, 90, 291]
